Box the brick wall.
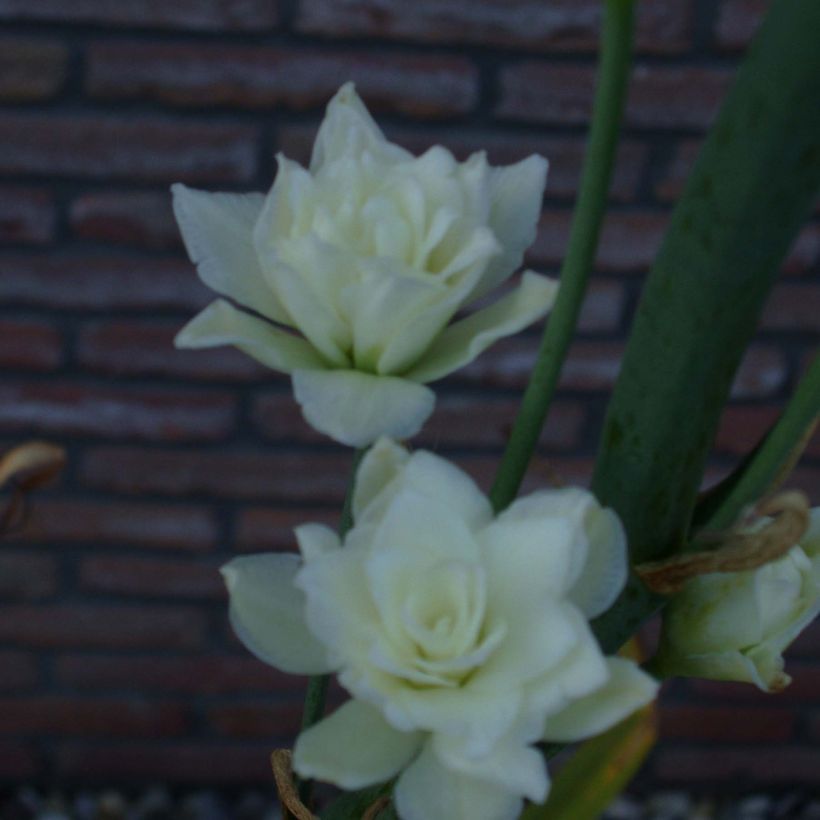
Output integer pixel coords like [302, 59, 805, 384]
[0, 0, 818, 792]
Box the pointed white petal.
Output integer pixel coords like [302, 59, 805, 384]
[471, 155, 548, 300]
[292, 369, 435, 447]
[542, 657, 658, 743]
[174, 299, 327, 373]
[352, 437, 411, 524]
[395, 743, 522, 820]
[221, 554, 332, 675]
[293, 699, 423, 790]
[294, 523, 341, 562]
[171, 184, 289, 324]
[405, 272, 559, 384]
[310, 83, 411, 172]
[568, 506, 628, 618]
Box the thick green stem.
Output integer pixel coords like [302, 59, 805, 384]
[296, 447, 366, 810]
[489, 0, 635, 513]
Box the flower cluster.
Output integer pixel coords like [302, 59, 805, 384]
[173, 83, 557, 447]
[223, 440, 658, 820]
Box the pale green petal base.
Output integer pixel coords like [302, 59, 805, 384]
[292, 369, 435, 447]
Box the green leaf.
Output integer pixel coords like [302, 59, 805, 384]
[321, 781, 394, 820]
[521, 705, 656, 820]
[693, 355, 820, 532]
[591, 0, 820, 653]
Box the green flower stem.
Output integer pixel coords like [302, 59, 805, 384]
[695, 355, 820, 532]
[296, 447, 367, 810]
[489, 0, 636, 513]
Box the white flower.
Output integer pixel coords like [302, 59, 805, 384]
[657, 508, 820, 692]
[222, 439, 658, 820]
[172, 83, 557, 447]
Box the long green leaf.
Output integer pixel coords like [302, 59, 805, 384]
[693, 355, 820, 532]
[590, 0, 820, 653]
[521, 705, 656, 820]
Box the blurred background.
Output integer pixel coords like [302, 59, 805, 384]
[0, 0, 819, 813]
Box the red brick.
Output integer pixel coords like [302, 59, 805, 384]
[56, 742, 274, 783]
[234, 508, 337, 552]
[0, 38, 67, 101]
[783, 224, 820, 276]
[0, 319, 61, 370]
[87, 43, 478, 119]
[0, 114, 257, 183]
[69, 191, 179, 250]
[715, 0, 768, 51]
[497, 64, 730, 130]
[730, 345, 788, 399]
[762, 284, 820, 331]
[0, 742, 36, 780]
[297, 0, 691, 55]
[80, 448, 352, 502]
[0, 697, 187, 737]
[0, 552, 58, 600]
[654, 746, 820, 785]
[420, 397, 586, 452]
[659, 704, 794, 743]
[0, 0, 277, 31]
[655, 139, 701, 202]
[13, 499, 216, 552]
[207, 701, 302, 738]
[790, 624, 820, 659]
[530, 210, 667, 272]
[77, 320, 267, 382]
[278, 126, 647, 204]
[56, 653, 298, 695]
[688, 663, 820, 702]
[0, 604, 207, 649]
[790, 468, 820, 509]
[0, 384, 236, 442]
[715, 405, 779, 456]
[0, 651, 39, 692]
[0, 186, 56, 244]
[80, 556, 224, 599]
[0, 255, 209, 311]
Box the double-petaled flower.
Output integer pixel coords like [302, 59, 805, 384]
[223, 439, 658, 820]
[173, 83, 557, 446]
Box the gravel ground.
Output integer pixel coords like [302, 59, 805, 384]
[2, 788, 820, 820]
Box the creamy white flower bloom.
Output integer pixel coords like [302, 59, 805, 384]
[173, 83, 557, 446]
[657, 508, 820, 692]
[222, 439, 658, 820]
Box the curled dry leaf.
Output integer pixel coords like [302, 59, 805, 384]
[636, 490, 810, 595]
[0, 441, 66, 536]
[271, 750, 317, 820]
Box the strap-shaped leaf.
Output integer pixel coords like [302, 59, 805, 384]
[590, 0, 820, 656]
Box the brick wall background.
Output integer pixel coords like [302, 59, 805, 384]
[0, 0, 819, 794]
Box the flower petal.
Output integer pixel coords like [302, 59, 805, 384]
[292, 369, 435, 447]
[353, 437, 411, 523]
[293, 698, 423, 789]
[295, 523, 341, 562]
[405, 271, 559, 384]
[567, 505, 628, 618]
[175, 299, 327, 373]
[395, 742, 523, 820]
[171, 184, 289, 325]
[357, 448, 492, 531]
[470, 155, 549, 299]
[542, 657, 658, 743]
[310, 82, 411, 172]
[221, 553, 332, 675]
[433, 729, 549, 804]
